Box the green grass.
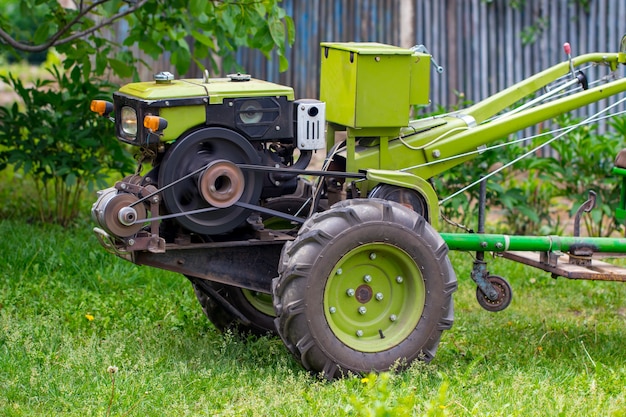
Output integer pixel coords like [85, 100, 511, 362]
[2, 219, 626, 416]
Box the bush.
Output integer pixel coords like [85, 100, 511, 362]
[0, 65, 134, 225]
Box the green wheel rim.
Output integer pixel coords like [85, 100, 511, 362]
[242, 290, 275, 317]
[323, 243, 425, 352]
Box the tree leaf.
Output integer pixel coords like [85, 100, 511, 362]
[268, 16, 285, 50]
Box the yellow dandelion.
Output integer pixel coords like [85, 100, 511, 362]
[85, 314, 95, 321]
[361, 377, 369, 384]
[537, 346, 543, 352]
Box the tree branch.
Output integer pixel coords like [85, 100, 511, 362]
[0, 0, 148, 53]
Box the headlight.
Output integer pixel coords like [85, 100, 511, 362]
[121, 106, 137, 138]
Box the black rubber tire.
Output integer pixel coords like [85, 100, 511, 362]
[192, 280, 276, 336]
[272, 198, 457, 379]
[476, 275, 513, 312]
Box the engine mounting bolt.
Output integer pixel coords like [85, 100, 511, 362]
[356, 330, 364, 337]
[336, 268, 343, 275]
[369, 252, 376, 260]
[358, 306, 367, 315]
[389, 314, 397, 322]
[396, 276, 403, 284]
[364, 275, 372, 283]
[432, 149, 441, 158]
[346, 288, 355, 297]
[375, 292, 384, 301]
[329, 307, 337, 314]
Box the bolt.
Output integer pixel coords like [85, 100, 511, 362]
[346, 288, 355, 297]
[375, 292, 384, 301]
[127, 239, 135, 246]
[329, 307, 336, 314]
[120, 183, 127, 190]
[336, 268, 343, 275]
[364, 275, 372, 283]
[369, 252, 377, 260]
[480, 241, 488, 248]
[358, 306, 367, 315]
[495, 242, 504, 250]
[275, 126, 281, 131]
[274, 181, 281, 186]
[389, 314, 397, 322]
[432, 149, 441, 158]
[396, 276, 403, 284]
[356, 330, 364, 337]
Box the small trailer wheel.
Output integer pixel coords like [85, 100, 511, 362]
[476, 275, 512, 312]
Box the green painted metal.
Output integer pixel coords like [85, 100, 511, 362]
[346, 52, 626, 181]
[614, 167, 626, 222]
[242, 290, 275, 317]
[323, 243, 425, 352]
[320, 42, 430, 128]
[159, 105, 206, 141]
[118, 77, 294, 103]
[441, 233, 626, 253]
[365, 169, 440, 229]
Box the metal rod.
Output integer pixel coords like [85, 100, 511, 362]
[441, 233, 626, 253]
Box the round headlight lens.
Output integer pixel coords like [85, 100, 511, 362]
[121, 106, 137, 138]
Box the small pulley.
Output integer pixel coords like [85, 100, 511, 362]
[92, 188, 146, 238]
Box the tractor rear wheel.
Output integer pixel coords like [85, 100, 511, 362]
[192, 280, 276, 335]
[272, 199, 457, 379]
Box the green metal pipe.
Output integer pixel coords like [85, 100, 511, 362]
[440, 233, 626, 253]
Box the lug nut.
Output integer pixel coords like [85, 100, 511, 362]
[389, 314, 397, 322]
[375, 292, 384, 301]
[396, 276, 404, 284]
[356, 330, 364, 337]
[346, 288, 355, 297]
[369, 252, 377, 260]
[336, 268, 343, 275]
[364, 275, 372, 283]
[329, 307, 336, 314]
[358, 306, 367, 315]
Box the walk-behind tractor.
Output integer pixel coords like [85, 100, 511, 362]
[91, 37, 626, 379]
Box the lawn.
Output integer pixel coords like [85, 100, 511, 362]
[1, 218, 626, 416]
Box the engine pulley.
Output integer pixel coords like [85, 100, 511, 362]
[198, 160, 245, 208]
[92, 188, 146, 238]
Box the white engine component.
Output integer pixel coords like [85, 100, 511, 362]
[295, 99, 326, 150]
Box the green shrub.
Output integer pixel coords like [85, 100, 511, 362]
[0, 65, 134, 225]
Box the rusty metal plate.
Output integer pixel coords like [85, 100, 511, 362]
[502, 251, 626, 282]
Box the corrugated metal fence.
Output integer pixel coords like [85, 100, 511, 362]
[232, 0, 626, 111]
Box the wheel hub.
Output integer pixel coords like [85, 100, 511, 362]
[323, 243, 425, 352]
[355, 284, 373, 303]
